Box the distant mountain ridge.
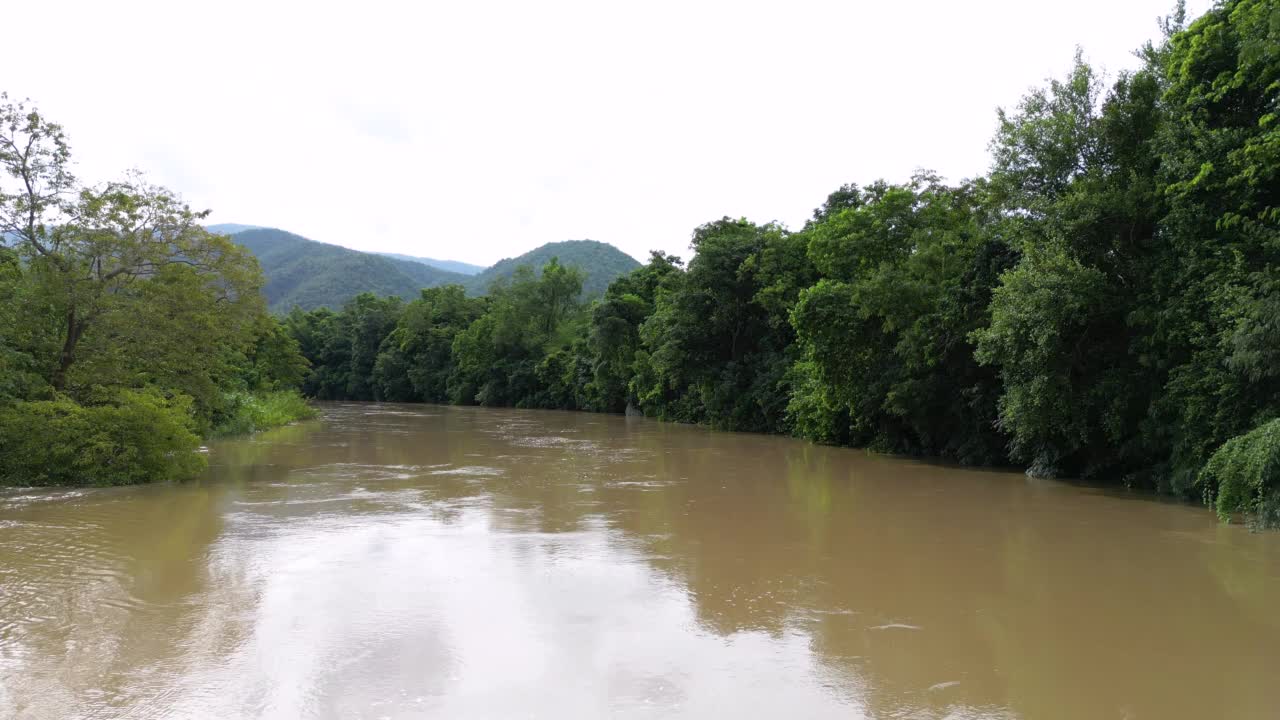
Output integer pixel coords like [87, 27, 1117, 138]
[218, 225, 642, 312]
[211, 224, 484, 277]
[377, 252, 485, 276]
[207, 223, 265, 235]
[232, 228, 471, 312]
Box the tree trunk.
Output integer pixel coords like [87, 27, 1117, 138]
[51, 310, 83, 392]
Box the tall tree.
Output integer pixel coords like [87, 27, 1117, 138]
[636, 219, 795, 431]
[973, 53, 1165, 479]
[2, 97, 261, 396]
[588, 251, 682, 413]
[792, 175, 1010, 463]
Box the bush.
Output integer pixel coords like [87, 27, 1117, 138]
[211, 390, 315, 437]
[1199, 418, 1280, 527]
[0, 390, 205, 487]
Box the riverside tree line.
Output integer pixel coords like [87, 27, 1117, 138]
[285, 2, 1280, 524]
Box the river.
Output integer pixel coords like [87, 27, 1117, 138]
[1, 403, 1277, 719]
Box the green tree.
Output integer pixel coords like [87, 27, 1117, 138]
[635, 219, 797, 431]
[243, 316, 311, 392]
[448, 261, 585, 407]
[588, 252, 682, 413]
[792, 176, 1011, 463]
[1147, 0, 1280, 493]
[1, 94, 262, 397]
[973, 51, 1165, 479]
[344, 293, 404, 400]
[0, 93, 310, 487]
[373, 284, 484, 402]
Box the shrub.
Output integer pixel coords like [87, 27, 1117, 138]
[211, 390, 315, 437]
[1198, 418, 1280, 527]
[0, 390, 205, 487]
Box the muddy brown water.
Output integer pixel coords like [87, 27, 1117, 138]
[1, 403, 1278, 719]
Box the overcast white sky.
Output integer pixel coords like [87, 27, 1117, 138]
[8, 0, 1209, 266]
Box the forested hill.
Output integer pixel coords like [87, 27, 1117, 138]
[232, 228, 471, 311]
[465, 240, 641, 296]
[224, 227, 641, 311]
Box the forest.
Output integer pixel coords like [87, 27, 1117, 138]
[0, 98, 313, 486]
[284, 1, 1280, 525]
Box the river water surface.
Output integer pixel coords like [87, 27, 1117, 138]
[1, 403, 1278, 719]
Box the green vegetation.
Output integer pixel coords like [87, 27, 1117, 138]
[0, 94, 312, 487]
[1200, 419, 1280, 525]
[0, 390, 204, 487]
[287, 1, 1280, 526]
[211, 390, 317, 437]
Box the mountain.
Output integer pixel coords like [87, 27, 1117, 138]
[207, 223, 264, 235]
[465, 240, 641, 297]
[377, 252, 485, 276]
[229, 227, 642, 312]
[233, 228, 470, 312]
[212, 224, 485, 276]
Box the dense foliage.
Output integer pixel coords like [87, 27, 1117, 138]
[0, 390, 205, 487]
[289, 1, 1280, 525]
[1200, 419, 1280, 525]
[0, 95, 312, 486]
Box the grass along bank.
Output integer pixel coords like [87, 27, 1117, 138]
[212, 390, 316, 438]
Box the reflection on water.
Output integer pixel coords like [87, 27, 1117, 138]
[1, 403, 1278, 719]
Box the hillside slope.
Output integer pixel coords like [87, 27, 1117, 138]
[234, 229, 470, 311]
[466, 240, 641, 297]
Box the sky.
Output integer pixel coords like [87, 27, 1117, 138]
[7, 0, 1211, 266]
